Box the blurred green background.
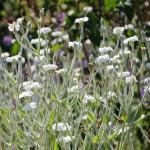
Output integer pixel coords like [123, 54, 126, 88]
[0, 0, 150, 55]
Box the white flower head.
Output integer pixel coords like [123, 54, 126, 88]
[6, 55, 25, 63]
[68, 41, 82, 49]
[23, 81, 41, 91]
[143, 77, 150, 84]
[68, 10, 75, 16]
[110, 54, 121, 64]
[8, 22, 20, 32]
[106, 65, 114, 71]
[52, 122, 72, 131]
[99, 47, 113, 53]
[124, 24, 134, 30]
[41, 40, 49, 47]
[62, 34, 69, 41]
[68, 85, 79, 93]
[51, 31, 62, 37]
[113, 27, 124, 35]
[83, 94, 96, 104]
[119, 48, 131, 55]
[94, 54, 110, 64]
[123, 36, 139, 45]
[55, 68, 68, 75]
[23, 102, 37, 111]
[83, 6, 93, 13]
[58, 136, 72, 143]
[117, 71, 131, 78]
[39, 27, 51, 34]
[82, 115, 88, 120]
[43, 64, 58, 71]
[19, 91, 34, 99]
[107, 91, 116, 99]
[125, 75, 137, 83]
[16, 17, 24, 24]
[31, 38, 44, 44]
[1, 52, 10, 58]
[74, 17, 89, 24]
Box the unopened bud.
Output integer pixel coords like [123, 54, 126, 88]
[40, 8, 45, 20]
[27, 21, 32, 29]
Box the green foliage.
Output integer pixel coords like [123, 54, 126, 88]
[104, 0, 118, 12]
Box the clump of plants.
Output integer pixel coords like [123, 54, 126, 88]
[0, 8, 150, 150]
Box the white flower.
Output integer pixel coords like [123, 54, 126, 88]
[119, 48, 131, 55]
[82, 115, 88, 120]
[68, 10, 75, 16]
[146, 38, 150, 42]
[124, 24, 134, 30]
[113, 27, 124, 35]
[99, 47, 113, 53]
[51, 31, 62, 37]
[141, 114, 145, 119]
[110, 54, 121, 63]
[23, 81, 41, 90]
[8, 22, 20, 32]
[19, 91, 34, 99]
[125, 75, 137, 83]
[117, 71, 131, 77]
[117, 127, 129, 135]
[52, 122, 72, 131]
[85, 39, 92, 45]
[41, 40, 49, 47]
[83, 94, 96, 104]
[39, 48, 51, 55]
[31, 38, 44, 44]
[68, 85, 79, 93]
[58, 136, 72, 143]
[83, 6, 93, 13]
[35, 55, 46, 62]
[62, 34, 69, 41]
[23, 102, 37, 111]
[1, 52, 10, 58]
[106, 65, 114, 71]
[123, 36, 138, 45]
[94, 54, 110, 64]
[16, 17, 24, 24]
[6, 55, 25, 63]
[55, 68, 68, 75]
[39, 27, 51, 34]
[107, 91, 116, 99]
[143, 77, 150, 84]
[12, 39, 16, 44]
[68, 41, 82, 49]
[145, 63, 150, 71]
[43, 64, 58, 71]
[74, 17, 89, 24]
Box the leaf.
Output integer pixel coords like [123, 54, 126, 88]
[49, 110, 55, 125]
[102, 114, 109, 124]
[53, 138, 58, 150]
[51, 44, 62, 53]
[87, 112, 95, 122]
[127, 110, 140, 124]
[105, 0, 118, 12]
[121, 113, 128, 122]
[108, 130, 119, 140]
[92, 135, 99, 144]
[11, 41, 20, 55]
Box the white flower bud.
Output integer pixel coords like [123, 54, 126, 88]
[113, 27, 124, 35]
[74, 17, 89, 24]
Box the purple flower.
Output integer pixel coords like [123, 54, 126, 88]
[3, 35, 12, 46]
[57, 12, 66, 25]
[140, 88, 145, 98]
[82, 59, 88, 68]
